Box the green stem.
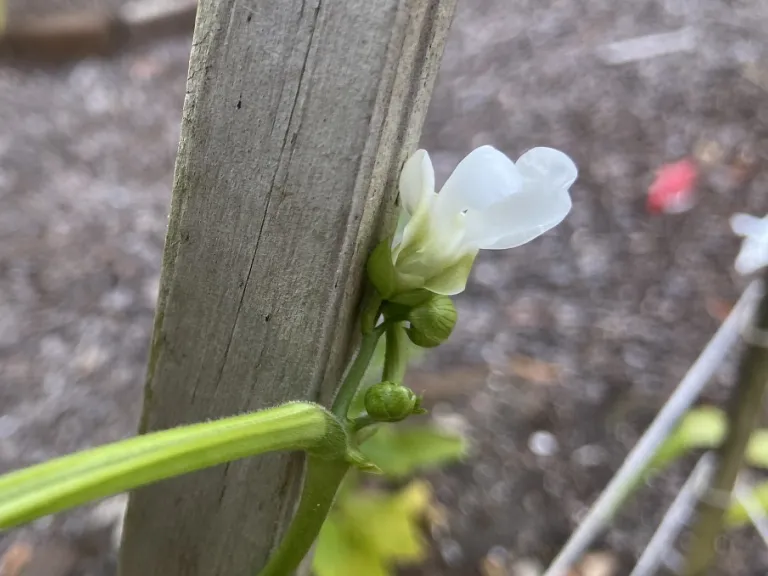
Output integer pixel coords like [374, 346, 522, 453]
[331, 324, 386, 419]
[685, 272, 768, 575]
[258, 456, 349, 576]
[351, 415, 375, 431]
[260, 325, 387, 575]
[0, 402, 344, 529]
[360, 290, 383, 335]
[382, 323, 408, 383]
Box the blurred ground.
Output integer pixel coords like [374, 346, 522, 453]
[2, 0, 768, 574]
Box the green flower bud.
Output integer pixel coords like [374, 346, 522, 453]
[364, 382, 422, 422]
[406, 295, 457, 348]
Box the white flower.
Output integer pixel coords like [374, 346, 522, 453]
[731, 213, 768, 275]
[392, 145, 576, 295]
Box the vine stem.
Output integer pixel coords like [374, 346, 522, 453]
[0, 403, 341, 529]
[684, 274, 768, 575]
[331, 323, 387, 418]
[382, 323, 408, 383]
[258, 323, 387, 576]
[257, 456, 349, 576]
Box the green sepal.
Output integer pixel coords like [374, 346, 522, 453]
[346, 449, 383, 474]
[388, 289, 433, 307]
[366, 240, 397, 298]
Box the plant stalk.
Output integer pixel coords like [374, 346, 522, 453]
[382, 323, 408, 383]
[0, 402, 340, 529]
[331, 323, 386, 419]
[685, 274, 768, 575]
[257, 456, 349, 576]
[260, 324, 386, 575]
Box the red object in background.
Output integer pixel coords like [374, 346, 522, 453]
[646, 158, 698, 214]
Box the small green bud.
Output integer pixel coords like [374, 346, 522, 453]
[364, 381, 421, 422]
[406, 295, 457, 348]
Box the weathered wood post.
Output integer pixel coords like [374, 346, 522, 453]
[119, 1, 457, 575]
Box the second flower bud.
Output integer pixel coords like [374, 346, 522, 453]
[406, 294, 457, 348]
[364, 381, 425, 422]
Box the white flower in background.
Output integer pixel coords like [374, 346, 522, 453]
[731, 213, 768, 275]
[391, 145, 577, 295]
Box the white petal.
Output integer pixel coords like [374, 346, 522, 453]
[464, 187, 572, 250]
[516, 147, 578, 190]
[436, 145, 522, 216]
[399, 150, 434, 215]
[731, 213, 768, 237]
[735, 238, 768, 275]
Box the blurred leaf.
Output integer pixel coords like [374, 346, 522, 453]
[612, 406, 768, 527]
[614, 407, 727, 511]
[313, 514, 389, 576]
[313, 481, 432, 576]
[645, 405, 768, 474]
[343, 481, 430, 562]
[725, 481, 768, 528]
[647, 406, 727, 475]
[360, 425, 466, 479]
[745, 429, 768, 468]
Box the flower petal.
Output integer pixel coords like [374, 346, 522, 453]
[735, 238, 768, 275]
[399, 150, 434, 215]
[464, 187, 572, 250]
[516, 147, 578, 190]
[731, 213, 768, 275]
[731, 213, 768, 238]
[436, 146, 522, 216]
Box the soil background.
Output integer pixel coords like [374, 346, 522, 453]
[2, 0, 768, 574]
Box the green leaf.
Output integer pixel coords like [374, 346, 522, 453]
[612, 407, 727, 510]
[726, 481, 768, 528]
[0, 402, 341, 529]
[313, 513, 389, 576]
[746, 429, 768, 468]
[647, 406, 727, 475]
[313, 481, 432, 576]
[360, 425, 466, 479]
[643, 406, 768, 478]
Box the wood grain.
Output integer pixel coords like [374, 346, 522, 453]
[119, 1, 456, 574]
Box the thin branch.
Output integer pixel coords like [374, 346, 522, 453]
[684, 273, 768, 576]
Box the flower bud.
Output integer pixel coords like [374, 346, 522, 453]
[364, 382, 422, 422]
[406, 295, 457, 348]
